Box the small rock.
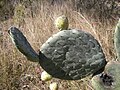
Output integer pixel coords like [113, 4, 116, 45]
[49, 82, 58, 90]
[41, 71, 52, 81]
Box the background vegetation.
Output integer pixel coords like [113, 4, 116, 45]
[0, 0, 119, 90]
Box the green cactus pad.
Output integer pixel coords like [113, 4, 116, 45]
[40, 29, 106, 80]
[91, 61, 120, 90]
[114, 19, 120, 61]
[8, 27, 39, 62]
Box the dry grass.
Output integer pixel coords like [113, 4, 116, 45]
[0, 1, 118, 90]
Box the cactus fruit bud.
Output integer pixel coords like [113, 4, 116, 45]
[91, 61, 120, 90]
[41, 71, 52, 81]
[49, 82, 58, 90]
[54, 15, 69, 30]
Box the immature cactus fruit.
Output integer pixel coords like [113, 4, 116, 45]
[41, 71, 52, 81]
[54, 15, 69, 30]
[91, 61, 120, 90]
[114, 19, 120, 61]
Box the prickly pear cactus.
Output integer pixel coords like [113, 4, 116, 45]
[8, 27, 107, 80]
[114, 19, 120, 61]
[91, 61, 120, 90]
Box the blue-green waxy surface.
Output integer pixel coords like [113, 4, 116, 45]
[40, 29, 106, 80]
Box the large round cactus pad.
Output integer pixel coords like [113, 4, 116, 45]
[39, 29, 106, 80]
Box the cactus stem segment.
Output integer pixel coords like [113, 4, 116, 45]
[114, 19, 120, 61]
